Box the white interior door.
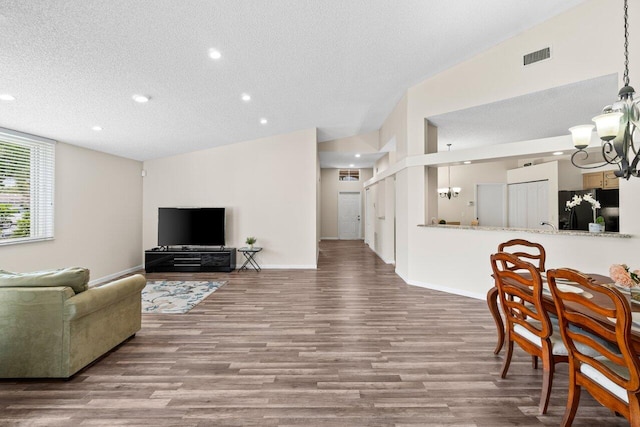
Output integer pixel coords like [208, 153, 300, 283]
[534, 180, 549, 228]
[338, 192, 361, 239]
[507, 180, 549, 229]
[365, 188, 374, 247]
[476, 183, 507, 227]
[508, 183, 528, 228]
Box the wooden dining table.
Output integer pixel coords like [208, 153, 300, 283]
[487, 272, 640, 354]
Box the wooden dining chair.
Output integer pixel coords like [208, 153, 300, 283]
[497, 239, 546, 272]
[547, 268, 640, 426]
[489, 239, 547, 354]
[490, 252, 568, 414]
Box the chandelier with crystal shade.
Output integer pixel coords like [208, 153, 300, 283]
[438, 144, 461, 199]
[569, 0, 639, 179]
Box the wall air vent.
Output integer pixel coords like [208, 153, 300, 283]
[523, 47, 551, 66]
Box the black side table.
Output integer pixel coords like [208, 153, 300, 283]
[238, 247, 262, 272]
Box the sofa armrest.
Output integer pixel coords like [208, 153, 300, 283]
[64, 274, 146, 320]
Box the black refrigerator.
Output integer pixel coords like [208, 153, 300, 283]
[558, 188, 619, 232]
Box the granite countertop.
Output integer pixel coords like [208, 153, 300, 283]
[417, 224, 632, 238]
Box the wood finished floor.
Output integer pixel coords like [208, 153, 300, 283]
[0, 240, 628, 426]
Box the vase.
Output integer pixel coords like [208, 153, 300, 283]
[588, 223, 604, 233]
[249, 244, 254, 250]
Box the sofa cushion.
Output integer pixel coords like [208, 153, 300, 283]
[0, 267, 90, 294]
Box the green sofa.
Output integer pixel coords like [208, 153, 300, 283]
[0, 268, 146, 378]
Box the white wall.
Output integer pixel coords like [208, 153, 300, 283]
[142, 128, 318, 269]
[320, 168, 373, 239]
[411, 225, 640, 300]
[619, 179, 640, 234]
[0, 142, 143, 282]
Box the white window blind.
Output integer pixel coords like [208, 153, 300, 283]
[0, 128, 55, 244]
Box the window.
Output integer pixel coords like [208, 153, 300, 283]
[0, 129, 55, 244]
[339, 169, 359, 181]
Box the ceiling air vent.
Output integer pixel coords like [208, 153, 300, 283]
[523, 47, 551, 66]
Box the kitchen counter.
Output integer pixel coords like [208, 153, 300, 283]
[417, 224, 632, 238]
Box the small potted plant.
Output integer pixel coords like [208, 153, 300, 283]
[567, 193, 603, 232]
[582, 193, 602, 232]
[245, 236, 257, 250]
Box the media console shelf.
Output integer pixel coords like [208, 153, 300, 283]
[144, 248, 236, 273]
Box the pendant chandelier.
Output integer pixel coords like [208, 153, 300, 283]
[438, 144, 461, 199]
[569, 0, 639, 179]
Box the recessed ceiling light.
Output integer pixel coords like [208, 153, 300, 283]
[0, 94, 15, 101]
[208, 48, 222, 60]
[132, 94, 150, 103]
[355, 153, 361, 158]
[241, 93, 251, 102]
[463, 161, 471, 164]
[349, 164, 355, 167]
[553, 151, 564, 156]
[260, 118, 268, 125]
[91, 126, 103, 131]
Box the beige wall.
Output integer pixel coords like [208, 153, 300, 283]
[320, 168, 373, 239]
[142, 128, 318, 268]
[0, 142, 143, 282]
[375, 153, 390, 176]
[557, 159, 584, 191]
[317, 130, 379, 153]
[366, 0, 640, 298]
[437, 159, 517, 225]
[406, 0, 621, 149]
[380, 93, 408, 161]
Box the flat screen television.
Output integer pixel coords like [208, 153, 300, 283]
[158, 207, 226, 247]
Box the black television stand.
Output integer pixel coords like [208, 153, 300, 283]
[145, 247, 236, 273]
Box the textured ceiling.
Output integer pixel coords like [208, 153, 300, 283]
[0, 0, 587, 161]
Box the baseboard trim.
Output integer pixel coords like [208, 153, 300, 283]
[259, 264, 318, 270]
[406, 279, 485, 301]
[395, 269, 409, 283]
[90, 265, 143, 286]
[320, 238, 364, 241]
[372, 248, 394, 264]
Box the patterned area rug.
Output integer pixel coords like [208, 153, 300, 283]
[142, 280, 227, 314]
